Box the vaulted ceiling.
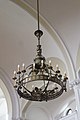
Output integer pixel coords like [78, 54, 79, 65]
[0, 0, 80, 119]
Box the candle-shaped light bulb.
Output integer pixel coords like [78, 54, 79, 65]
[18, 65, 20, 72]
[64, 72, 67, 78]
[49, 60, 51, 66]
[14, 71, 16, 75]
[33, 63, 35, 69]
[13, 71, 16, 78]
[12, 71, 17, 80]
[41, 60, 44, 66]
[56, 64, 59, 70]
[22, 63, 25, 70]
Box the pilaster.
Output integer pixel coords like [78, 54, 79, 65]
[69, 70, 80, 120]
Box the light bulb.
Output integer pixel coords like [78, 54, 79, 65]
[49, 60, 51, 66]
[22, 63, 25, 70]
[56, 64, 59, 70]
[13, 71, 16, 78]
[33, 63, 35, 69]
[18, 65, 20, 72]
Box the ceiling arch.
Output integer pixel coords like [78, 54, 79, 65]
[0, 68, 20, 120]
[25, 105, 53, 120]
[0, 88, 8, 119]
[76, 44, 80, 71]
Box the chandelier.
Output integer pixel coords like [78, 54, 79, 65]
[12, 0, 68, 102]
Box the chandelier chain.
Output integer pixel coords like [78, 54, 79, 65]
[37, 0, 40, 31]
[37, 0, 41, 46]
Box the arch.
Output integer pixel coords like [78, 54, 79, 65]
[76, 44, 80, 71]
[25, 104, 53, 120]
[21, 101, 53, 120]
[0, 67, 20, 120]
[0, 88, 8, 119]
[0, 79, 12, 120]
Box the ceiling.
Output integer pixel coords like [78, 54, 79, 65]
[0, 0, 80, 119]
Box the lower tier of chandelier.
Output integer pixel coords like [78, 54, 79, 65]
[15, 73, 67, 101]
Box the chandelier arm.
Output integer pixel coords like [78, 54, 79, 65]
[45, 67, 54, 75]
[22, 85, 32, 94]
[16, 75, 24, 83]
[28, 70, 33, 76]
[45, 64, 55, 74]
[44, 66, 56, 76]
[45, 64, 51, 74]
[43, 81, 49, 92]
[51, 68, 57, 73]
[16, 74, 28, 84]
[25, 64, 33, 69]
[19, 76, 28, 83]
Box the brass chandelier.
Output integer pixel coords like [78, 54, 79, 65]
[12, 0, 68, 102]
